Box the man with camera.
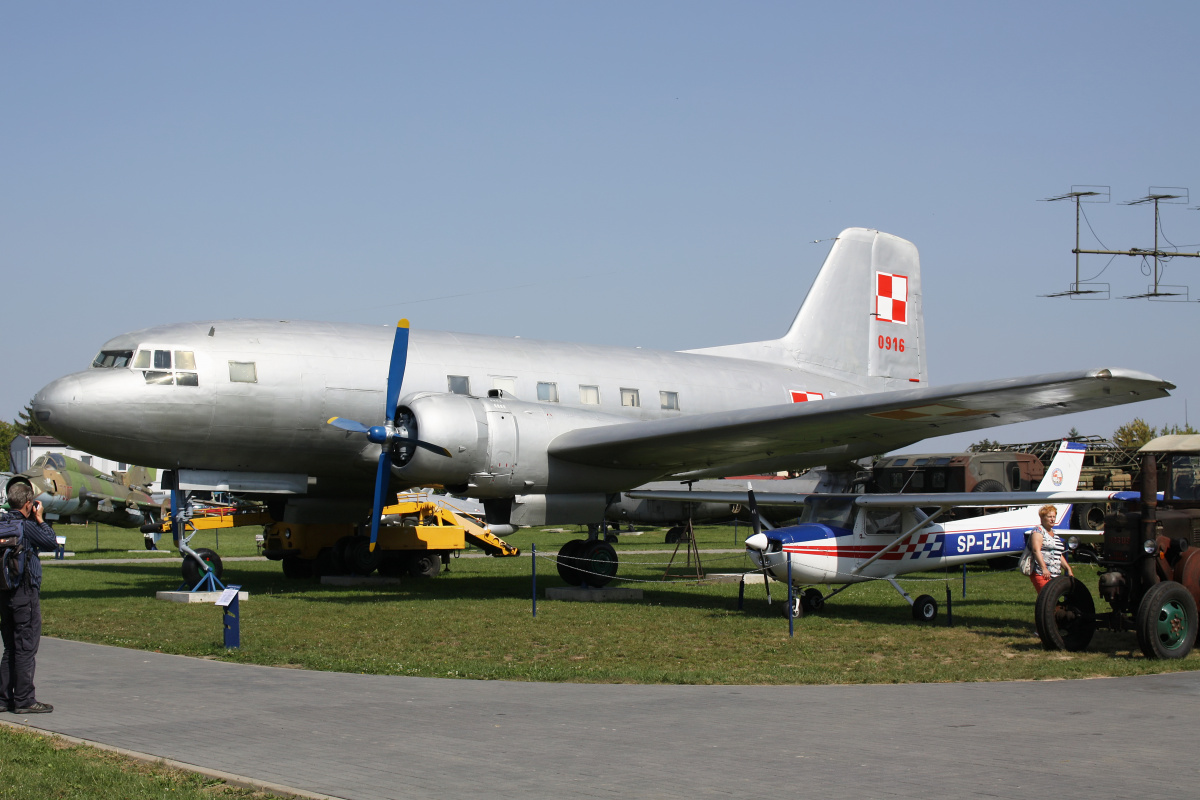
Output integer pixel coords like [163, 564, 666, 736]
[1, 483, 58, 714]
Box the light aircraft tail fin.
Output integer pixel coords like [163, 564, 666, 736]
[686, 228, 927, 391]
[1036, 440, 1088, 528]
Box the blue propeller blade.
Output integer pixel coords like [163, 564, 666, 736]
[384, 320, 410, 425]
[368, 450, 392, 552]
[327, 416, 370, 434]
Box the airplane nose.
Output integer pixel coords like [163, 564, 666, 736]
[32, 375, 83, 437]
[745, 532, 768, 551]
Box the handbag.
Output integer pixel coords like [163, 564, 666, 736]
[1017, 534, 1034, 576]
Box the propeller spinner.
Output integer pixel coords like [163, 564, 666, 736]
[326, 320, 451, 552]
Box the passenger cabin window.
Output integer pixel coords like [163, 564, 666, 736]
[448, 375, 470, 395]
[579, 385, 600, 405]
[660, 391, 679, 411]
[492, 376, 516, 396]
[863, 508, 901, 536]
[620, 388, 640, 408]
[228, 362, 257, 383]
[91, 350, 133, 368]
[537, 382, 559, 402]
[136, 347, 198, 386]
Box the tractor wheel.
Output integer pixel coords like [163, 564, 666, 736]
[1035, 575, 1096, 651]
[345, 538, 381, 576]
[406, 553, 442, 579]
[281, 557, 313, 580]
[556, 539, 588, 586]
[580, 540, 619, 588]
[1135, 581, 1198, 660]
[911, 594, 938, 622]
[182, 548, 223, 587]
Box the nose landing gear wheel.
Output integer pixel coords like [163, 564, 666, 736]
[182, 548, 223, 587]
[1034, 576, 1096, 651]
[1135, 580, 1197, 659]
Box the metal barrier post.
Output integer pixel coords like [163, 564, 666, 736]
[945, 585, 953, 628]
[787, 555, 794, 638]
[532, 543, 537, 618]
[962, 564, 967, 598]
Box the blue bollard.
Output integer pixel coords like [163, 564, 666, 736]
[532, 543, 537, 618]
[221, 585, 241, 649]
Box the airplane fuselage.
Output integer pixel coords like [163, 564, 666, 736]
[34, 319, 881, 500]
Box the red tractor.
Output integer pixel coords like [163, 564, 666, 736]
[1036, 435, 1200, 659]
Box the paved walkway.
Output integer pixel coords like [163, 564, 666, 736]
[8, 638, 1198, 799]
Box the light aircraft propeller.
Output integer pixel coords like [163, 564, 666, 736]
[743, 483, 774, 603]
[326, 319, 452, 552]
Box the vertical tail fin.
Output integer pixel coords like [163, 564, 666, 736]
[1036, 441, 1088, 529]
[686, 228, 926, 391]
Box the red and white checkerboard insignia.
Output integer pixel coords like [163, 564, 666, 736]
[790, 391, 824, 403]
[875, 271, 908, 324]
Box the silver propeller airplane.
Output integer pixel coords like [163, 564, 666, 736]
[31, 228, 1173, 579]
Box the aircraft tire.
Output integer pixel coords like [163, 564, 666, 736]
[1035, 576, 1095, 651]
[406, 552, 441, 579]
[345, 538, 381, 576]
[782, 595, 803, 619]
[1135, 581, 1197, 660]
[182, 548, 223, 587]
[801, 588, 824, 612]
[581, 540, 619, 588]
[911, 594, 938, 622]
[281, 557, 313, 580]
[665, 527, 684, 544]
[556, 539, 588, 586]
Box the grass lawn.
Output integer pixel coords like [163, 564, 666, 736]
[0, 724, 289, 800]
[39, 523, 1199, 684]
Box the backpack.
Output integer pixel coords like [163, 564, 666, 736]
[0, 515, 27, 590]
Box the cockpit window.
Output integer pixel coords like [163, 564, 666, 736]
[46, 453, 66, 469]
[802, 496, 857, 529]
[135, 346, 199, 387]
[92, 350, 133, 368]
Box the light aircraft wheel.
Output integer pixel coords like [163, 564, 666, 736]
[665, 527, 684, 544]
[801, 588, 824, 612]
[556, 539, 588, 586]
[911, 594, 938, 623]
[406, 553, 441, 579]
[1035, 576, 1095, 651]
[281, 557, 313, 580]
[1135, 581, 1197, 660]
[581, 540, 619, 588]
[182, 548, 223, 587]
[345, 538, 381, 576]
[143, 535, 158, 551]
[781, 594, 804, 619]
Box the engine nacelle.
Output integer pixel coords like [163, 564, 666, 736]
[391, 392, 656, 499]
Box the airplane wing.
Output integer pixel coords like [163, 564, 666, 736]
[550, 368, 1172, 477]
[627, 489, 1128, 508]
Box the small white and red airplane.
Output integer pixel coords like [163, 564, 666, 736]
[630, 441, 1130, 621]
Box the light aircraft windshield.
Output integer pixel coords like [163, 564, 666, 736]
[802, 496, 857, 528]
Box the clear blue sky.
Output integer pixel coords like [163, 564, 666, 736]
[4, 1, 1197, 452]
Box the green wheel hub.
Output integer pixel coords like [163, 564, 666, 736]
[1155, 599, 1191, 651]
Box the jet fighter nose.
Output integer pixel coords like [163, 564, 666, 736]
[745, 532, 768, 551]
[32, 375, 82, 437]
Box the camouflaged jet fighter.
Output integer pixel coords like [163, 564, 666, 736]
[30, 228, 1174, 582]
[4, 452, 161, 529]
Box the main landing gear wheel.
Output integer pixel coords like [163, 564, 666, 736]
[801, 588, 824, 613]
[1035, 576, 1096, 652]
[665, 526, 684, 544]
[557, 539, 588, 586]
[182, 548, 223, 587]
[911, 594, 938, 622]
[1135, 580, 1197, 660]
[582, 540, 619, 588]
[331, 535, 357, 575]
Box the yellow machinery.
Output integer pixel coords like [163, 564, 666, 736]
[153, 493, 519, 580]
